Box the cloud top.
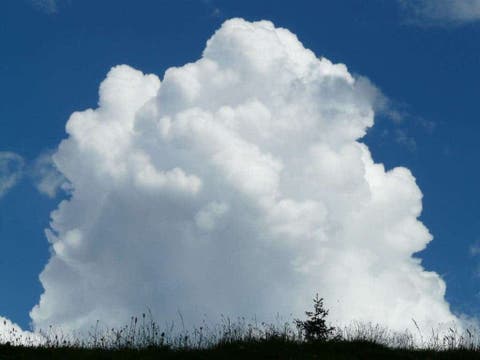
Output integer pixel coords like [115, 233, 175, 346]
[31, 18, 460, 335]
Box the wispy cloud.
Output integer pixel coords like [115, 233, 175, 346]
[31, 151, 69, 198]
[399, 0, 480, 25]
[31, 0, 58, 14]
[369, 83, 435, 151]
[0, 150, 71, 199]
[202, 0, 222, 18]
[0, 152, 24, 199]
[395, 129, 417, 152]
[471, 242, 480, 257]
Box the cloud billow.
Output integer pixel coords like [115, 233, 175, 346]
[30, 19, 459, 335]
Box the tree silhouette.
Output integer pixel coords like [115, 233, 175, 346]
[294, 294, 335, 342]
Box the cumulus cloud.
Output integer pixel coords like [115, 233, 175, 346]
[0, 152, 24, 198]
[31, 152, 69, 198]
[31, 19, 461, 335]
[400, 0, 480, 24]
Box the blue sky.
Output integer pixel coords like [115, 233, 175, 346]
[2, 0, 480, 331]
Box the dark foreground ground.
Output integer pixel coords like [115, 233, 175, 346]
[2, 340, 480, 360]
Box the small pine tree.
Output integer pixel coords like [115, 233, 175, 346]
[294, 294, 335, 342]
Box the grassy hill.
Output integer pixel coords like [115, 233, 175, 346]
[2, 297, 479, 359]
[3, 338, 480, 359]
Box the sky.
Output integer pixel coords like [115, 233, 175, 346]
[2, 0, 480, 338]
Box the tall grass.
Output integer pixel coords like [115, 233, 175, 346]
[3, 314, 480, 353]
[2, 296, 480, 357]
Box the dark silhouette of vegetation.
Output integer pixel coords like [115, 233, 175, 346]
[3, 298, 480, 358]
[294, 293, 335, 342]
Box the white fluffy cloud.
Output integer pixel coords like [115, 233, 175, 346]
[400, 0, 480, 24]
[30, 19, 461, 335]
[0, 152, 24, 198]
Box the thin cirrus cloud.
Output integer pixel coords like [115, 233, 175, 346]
[24, 18, 463, 336]
[399, 0, 480, 24]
